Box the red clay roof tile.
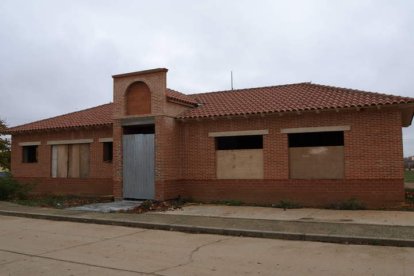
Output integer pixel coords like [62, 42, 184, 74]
[7, 89, 197, 133]
[8, 83, 414, 133]
[166, 89, 198, 105]
[178, 83, 414, 118]
[7, 103, 113, 133]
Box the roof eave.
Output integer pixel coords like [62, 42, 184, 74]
[177, 102, 414, 121]
[7, 123, 113, 135]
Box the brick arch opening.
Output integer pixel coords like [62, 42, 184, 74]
[125, 81, 151, 115]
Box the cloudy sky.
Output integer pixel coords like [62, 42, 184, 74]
[1, 0, 414, 154]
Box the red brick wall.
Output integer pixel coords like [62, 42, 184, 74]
[11, 126, 113, 196]
[180, 109, 403, 180]
[112, 120, 123, 198]
[156, 116, 183, 181]
[11, 105, 406, 207]
[178, 179, 403, 208]
[155, 116, 183, 200]
[13, 177, 113, 196]
[125, 82, 152, 115]
[171, 108, 405, 207]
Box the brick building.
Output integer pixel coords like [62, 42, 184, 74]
[7, 68, 414, 207]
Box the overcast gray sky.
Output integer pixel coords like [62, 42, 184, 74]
[1, 0, 414, 155]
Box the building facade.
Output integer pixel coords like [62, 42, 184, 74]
[8, 68, 414, 208]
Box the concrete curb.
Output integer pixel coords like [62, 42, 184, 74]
[1, 209, 414, 247]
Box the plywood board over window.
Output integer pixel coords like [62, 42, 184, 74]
[217, 149, 263, 179]
[68, 144, 80, 178]
[52, 145, 68, 178]
[215, 135, 264, 179]
[288, 131, 344, 179]
[51, 144, 89, 178]
[79, 144, 90, 178]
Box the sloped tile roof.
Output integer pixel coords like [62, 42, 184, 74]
[7, 103, 113, 133]
[8, 82, 414, 133]
[166, 89, 198, 105]
[8, 89, 197, 133]
[178, 82, 414, 118]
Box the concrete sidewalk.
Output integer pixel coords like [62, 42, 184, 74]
[0, 201, 414, 247]
[163, 204, 414, 226]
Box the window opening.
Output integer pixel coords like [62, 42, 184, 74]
[22, 145, 37, 163]
[216, 135, 263, 150]
[103, 142, 113, 162]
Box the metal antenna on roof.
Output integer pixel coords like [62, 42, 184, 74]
[231, 71, 234, 90]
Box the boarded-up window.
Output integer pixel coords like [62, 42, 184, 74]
[288, 131, 344, 179]
[51, 144, 89, 178]
[22, 145, 38, 163]
[215, 135, 263, 179]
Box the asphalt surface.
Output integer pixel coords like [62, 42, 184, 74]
[1, 215, 414, 275]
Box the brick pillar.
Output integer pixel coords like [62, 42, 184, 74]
[112, 119, 123, 199]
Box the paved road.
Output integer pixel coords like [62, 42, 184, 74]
[0, 215, 413, 275]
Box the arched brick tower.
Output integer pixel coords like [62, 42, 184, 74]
[112, 68, 190, 200]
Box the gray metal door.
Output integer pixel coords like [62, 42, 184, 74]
[123, 134, 155, 199]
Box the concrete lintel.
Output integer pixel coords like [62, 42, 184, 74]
[281, 126, 351, 134]
[18, 141, 41, 146]
[112, 68, 168, 78]
[47, 139, 93, 145]
[98, 138, 113, 143]
[209, 130, 269, 137]
[121, 117, 155, 126]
